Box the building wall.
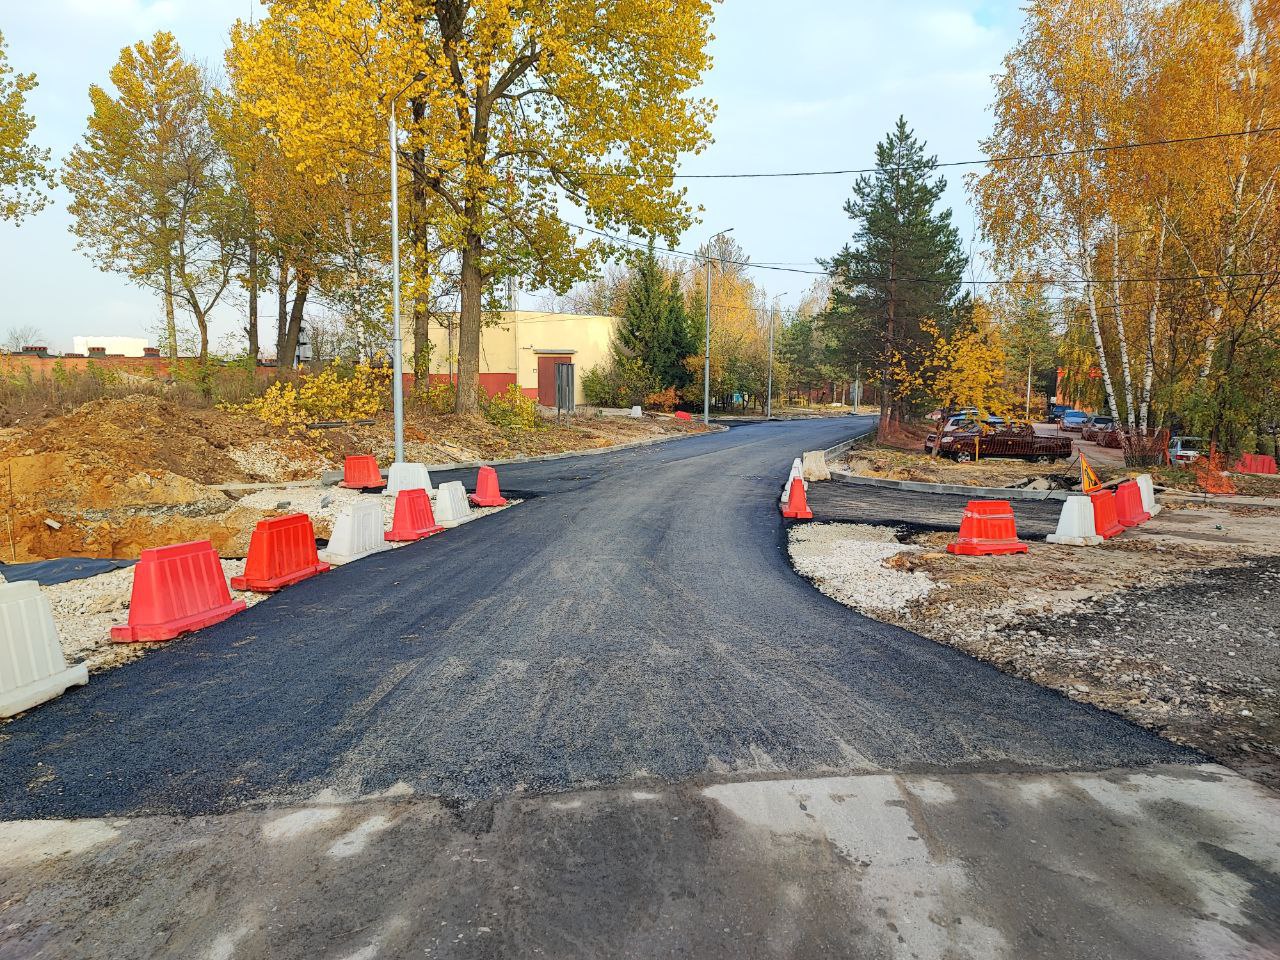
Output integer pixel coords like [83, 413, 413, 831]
[412, 311, 618, 405]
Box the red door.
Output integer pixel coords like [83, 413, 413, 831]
[537, 355, 573, 406]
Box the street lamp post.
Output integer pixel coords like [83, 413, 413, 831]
[388, 72, 425, 465]
[703, 227, 733, 425]
[766, 293, 786, 420]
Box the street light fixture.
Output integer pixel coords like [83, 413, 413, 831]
[388, 71, 427, 465]
[766, 292, 787, 420]
[703, 227, 733, 425]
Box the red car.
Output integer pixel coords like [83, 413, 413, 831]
[925, 421, 1074, 463]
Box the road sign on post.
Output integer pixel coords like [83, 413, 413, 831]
[555, 362, 575, 420]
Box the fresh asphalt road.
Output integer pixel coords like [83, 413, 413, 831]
[0, 416, 1192, 819]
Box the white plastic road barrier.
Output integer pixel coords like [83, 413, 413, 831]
[1046, 495, 1103, 546]
[435, 481, 474, 527]
[801, 450, 831, 483]
[629, 405, 642, 418]
[319, 499, 391, 565]
[1136, 474, 1161, 517]
[0, 580, 88, 718]
[780, 457, 808, 504]
[385, 462, 433, 498]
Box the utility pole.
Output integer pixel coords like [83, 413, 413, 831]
[766, 292, 786, 420]
[386, 72, 425, 464]
[703, 227, 733, 425]
[1025, 355, 1032, 419]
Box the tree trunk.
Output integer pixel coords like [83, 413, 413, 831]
[878, 291, 895, 435]
[455, 231, 484, 414]
[246, 227, 259, 362]
[1139, 212, 1166, 434]
[281, 269, 311, 369]
[275, 256, 290, 364]
[1110, 224, 1136, 429]
[163, 262, 178, 363]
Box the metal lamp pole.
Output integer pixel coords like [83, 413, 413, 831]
[703, 227, 733, 425]
[766, 293, 786, 420]
[388, 72, 425, 465]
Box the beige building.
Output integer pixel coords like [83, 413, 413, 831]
[410, 310, 618, 406]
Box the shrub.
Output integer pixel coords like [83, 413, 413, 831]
[643, 386, 678, 412]
[411, 377, 456, 415]
[229, 361, 391, 432]
[582, 358, 656, 407]
[481, 383, 543, 430]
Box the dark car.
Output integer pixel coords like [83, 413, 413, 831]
[924, 421, 1073, 463]
[1081, 415, 1116, 442]
[1048, 405, 1076, 424]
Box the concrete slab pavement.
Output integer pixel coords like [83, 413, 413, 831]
[2, 764, 1276, 959]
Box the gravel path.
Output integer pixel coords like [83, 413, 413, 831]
[0, 418, 1191, 820]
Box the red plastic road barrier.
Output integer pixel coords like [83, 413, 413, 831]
[674, 411, 692, 421]
[1232, 453, 1279, 475]
[1089, 489, 1126, 539]
[468, 466, 508, 507]
[1114, 480, 1151, 527]
[111, 540, 246, 643]
[230, 514, 330, 593]
[385, 488, 445, 542]
[339, 455, 386, 490]
[946, 500, 1028, 556]
[781, 475, 814, 519]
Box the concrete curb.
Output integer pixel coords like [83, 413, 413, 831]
[821, 425, 1071, 501]
[292, 425, 727, 489]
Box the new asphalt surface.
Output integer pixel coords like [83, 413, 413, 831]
[0, 416, 1194, 819]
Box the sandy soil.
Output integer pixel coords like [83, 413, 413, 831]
[0, 394, 700, 562]
[842, 443, 1110, 490]
[790, 499, 1280, 789]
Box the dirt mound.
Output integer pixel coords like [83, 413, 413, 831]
[0, 395, 326, 561]
[0, 395, 320, 485]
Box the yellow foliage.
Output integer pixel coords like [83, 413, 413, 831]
[890, 306, 1016, 422]
[229, 363, 391, 432]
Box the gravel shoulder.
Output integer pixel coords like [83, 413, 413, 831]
[789, 500, 1280, 790]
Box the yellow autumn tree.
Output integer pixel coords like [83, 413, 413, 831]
[63, 32, 243, 364]
[0, 31, 53, 224]
[230, 0, 717, 414]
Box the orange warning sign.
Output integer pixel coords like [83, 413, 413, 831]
[1080, 454, 1102, 492]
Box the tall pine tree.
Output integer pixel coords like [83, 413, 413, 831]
[823, 117, 967, 432]
[613, 242, 697, 390]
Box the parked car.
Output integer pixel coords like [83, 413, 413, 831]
[924, 420, 1073, 463]
[1081, 415, 1116, 442]
[938, 412, 1005, 434]
[1048, 405, 1076, 424]
[1059, 410, 1091, 433]
[1168, 436, 1204, 465]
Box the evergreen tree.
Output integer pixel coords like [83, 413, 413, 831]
[613, 243, 665, 365]
[613, 242, 697, 390]
[822, 117, 967, 432]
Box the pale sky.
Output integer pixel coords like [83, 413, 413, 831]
[0, 0, 1021, 352]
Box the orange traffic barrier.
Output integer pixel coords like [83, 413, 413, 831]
[230, 514, 330, 593]
[1089, 489, 1126, 539]
[339, 455, 386, 491]
[1114, 480, 1150, 527]
[781, 475, 814, 519]
[468, 466, 508, 507]
[1233, 453, 1278, 475]
[111, 540, 246, 643]
[385, 488, 444, 542]
[674, 411, 692, 421]
[946, 500, 1028, 556]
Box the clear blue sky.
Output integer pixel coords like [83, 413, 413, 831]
[0, 0, 1021, 352]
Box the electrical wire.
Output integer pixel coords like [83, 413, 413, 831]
[570, 126, 1280, 180]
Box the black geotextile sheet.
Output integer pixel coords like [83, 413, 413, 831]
[0, 557, 134, 586]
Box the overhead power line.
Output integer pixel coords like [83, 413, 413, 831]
[576, 126, 1280, 180]
[566, 219, 1280, 288]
